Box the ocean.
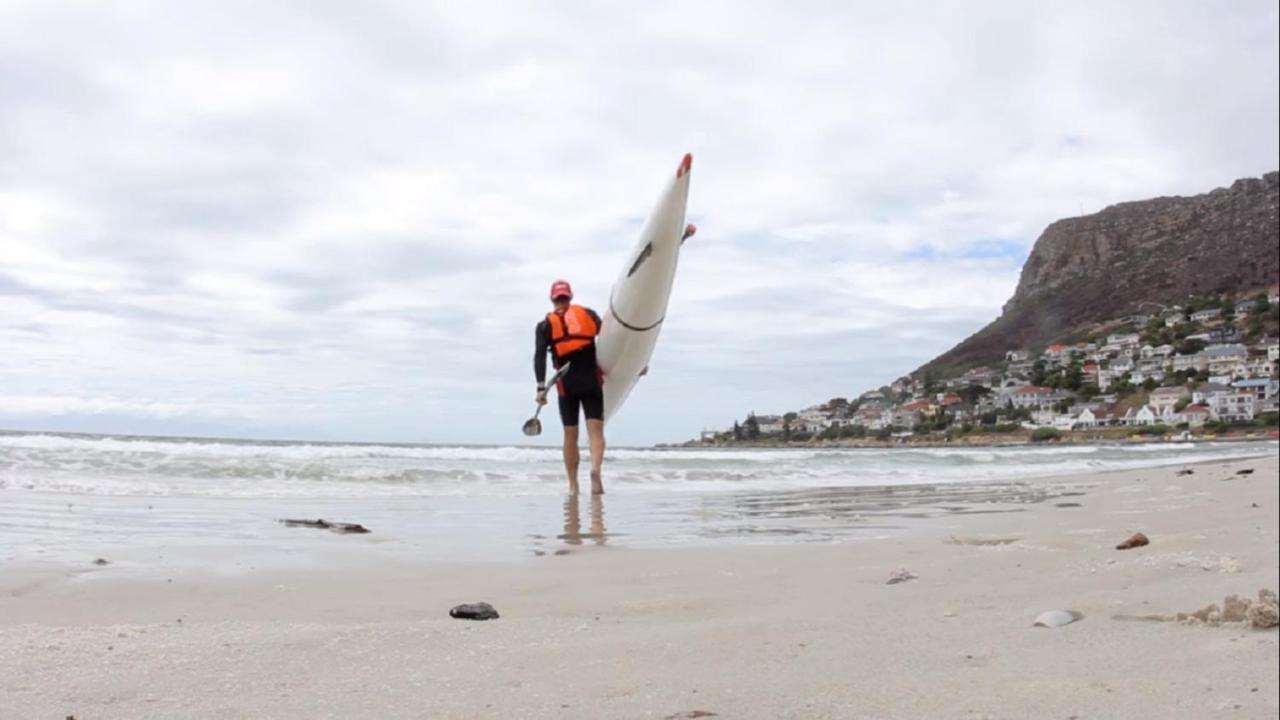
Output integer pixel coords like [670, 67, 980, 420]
[2, 431, 1274, 566]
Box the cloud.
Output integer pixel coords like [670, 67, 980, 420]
[1, 0, 1277, 444]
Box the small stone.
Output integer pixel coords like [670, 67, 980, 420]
[1235, 468, 1255, 475]
[887, 567, 917, 585]
[92, 558, 110, 566]
[1176, 469, 1194, 476]
[554, 549, 571, 556]
[1115, 532, 1149, 550]
[449, 602, 500, 621]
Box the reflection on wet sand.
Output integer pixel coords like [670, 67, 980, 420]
[559, 495, 608, 546]
[674, 480, 1086, 542]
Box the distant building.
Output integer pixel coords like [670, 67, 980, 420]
[1149, 386, 1189, 412]
[1106, 333, 1141, 347]
[1008, 385, 1054, 409]
[1190, 307, 1223, 323]
[1179, 404, 1211, 428]
[1208, 391, 1255, 422]
[1232, 378, 1279, 402]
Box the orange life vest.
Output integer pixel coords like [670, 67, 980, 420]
[547, 305, 599, 359]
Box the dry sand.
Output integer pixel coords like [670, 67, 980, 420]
[2, 456, 1277, 719]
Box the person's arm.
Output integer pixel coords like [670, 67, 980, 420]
[534, 321, 549, 385]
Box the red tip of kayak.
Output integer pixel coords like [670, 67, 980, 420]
[676, 153, 693, 178]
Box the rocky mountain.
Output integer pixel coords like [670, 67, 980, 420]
[920, 171, 1280, 376]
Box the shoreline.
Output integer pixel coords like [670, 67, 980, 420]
[4, 456, 1277, 718]
[671, 427, 1280, 450]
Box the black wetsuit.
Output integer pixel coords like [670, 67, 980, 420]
[535, 308, 604, 426]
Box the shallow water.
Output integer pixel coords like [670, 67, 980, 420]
[0, 431, 1273, 565]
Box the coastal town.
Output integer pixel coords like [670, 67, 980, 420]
[700, 288, 1280, 444]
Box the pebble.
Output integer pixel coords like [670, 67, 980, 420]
[449, 602, 500, 621]
[1115, 532, 1149, 550]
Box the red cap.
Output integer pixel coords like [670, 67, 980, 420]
[549, 279, 573, 300]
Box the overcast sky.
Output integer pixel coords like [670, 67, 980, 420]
[1, 1, 1277, 446]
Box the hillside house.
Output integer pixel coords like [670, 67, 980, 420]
[1190, 307, 1223, 323]
[1235, 299, 1257, 316]
[1208, 391, 1255, 422]
[1107, 333, 1141, 347]
[1150, 386, 1189, 412]
[1179, 404, 1211, 428]
[1008, 385, 1054, 409]
[1232, 378, 1279, 402]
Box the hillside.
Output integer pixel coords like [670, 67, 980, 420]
[920, 171, 1280, 376]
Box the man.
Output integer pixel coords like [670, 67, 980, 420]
[535, 279, 607, 495]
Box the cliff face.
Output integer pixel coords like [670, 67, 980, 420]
[922, 171, 1280, 375]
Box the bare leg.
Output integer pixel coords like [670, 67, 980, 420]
[586, 418, 605, 495]
[563, 425, 581, 495]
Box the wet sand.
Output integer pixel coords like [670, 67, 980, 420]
[2, 457, 1277, 719]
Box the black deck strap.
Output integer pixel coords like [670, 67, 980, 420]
[609, 294, 664, 332]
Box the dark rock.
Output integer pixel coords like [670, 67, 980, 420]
[92, 558, 110, 566]
[1055, 502, 1083, 508]
[665, 712, 718, 719]
[450, 602, 500, 621]
[1236, 468, 1255, 475]
[1116, 532, 1150, 550]
[1176, 469, 1195, 476]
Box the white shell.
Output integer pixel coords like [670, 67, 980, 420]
[1033, 610, 1083, 628]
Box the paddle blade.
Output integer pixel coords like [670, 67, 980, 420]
[522, 417, 542, 436]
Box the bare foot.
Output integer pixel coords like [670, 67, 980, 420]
[590, 469, 604, 495]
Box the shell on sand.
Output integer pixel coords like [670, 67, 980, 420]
[1033, 610, 1084, 628]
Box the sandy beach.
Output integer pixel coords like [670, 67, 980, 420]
[3, 454, 1277, 719]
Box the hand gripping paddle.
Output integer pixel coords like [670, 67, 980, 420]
[522, 362, 571, 437]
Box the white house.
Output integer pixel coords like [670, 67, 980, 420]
[1008, 385, 1054, 409]
[1106, 333, 1141, 347]
[1006, 350, 1030, 363]
[1190, 308, 1223, 323]
[1076, 407, 1105, 428]
[1208, 392, 1255, 422]
[1123, 405, 1160, 426]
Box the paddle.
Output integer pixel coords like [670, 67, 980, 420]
[522, 362, 571, 436]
